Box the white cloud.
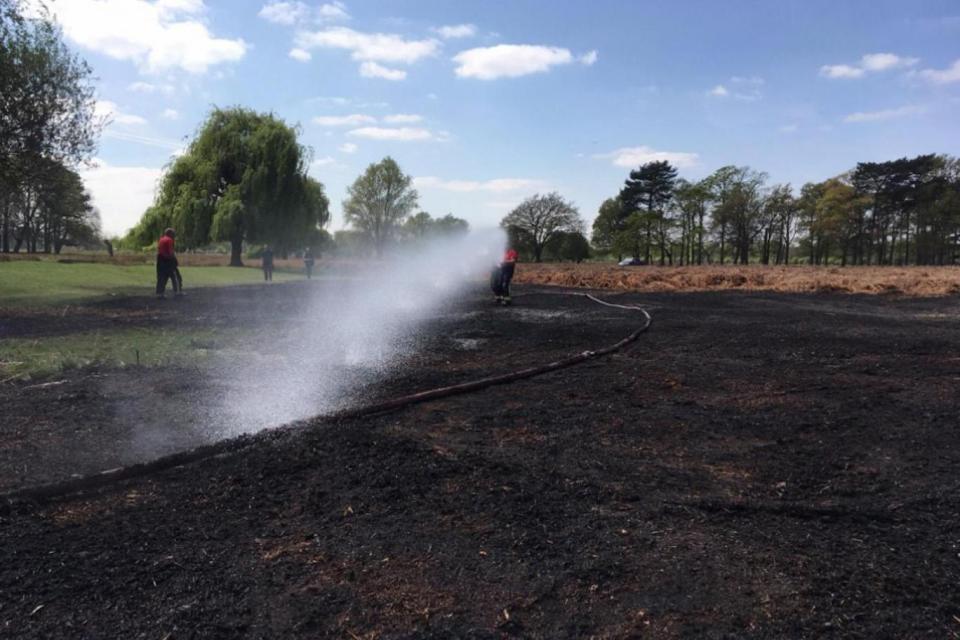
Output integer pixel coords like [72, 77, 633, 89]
[579, 50, 598, 66]
[382, 113, 422, 124]
[258, 1, 309, 25]
[433, 24, 476, 39]
[312, 156, 336, 167]
[347, 127, 433, 141]
[338, 142, 358, 153]
[49, 0, 246, 74]
[306, 95, 350, 105]
[414, 176, 545, 192]
[594, 146, 699, 169]
[710, 76, 763, 100]
[79, 160, 162, 236]
[821, 53, 918, 79]
[843, 105, 925, 123]
[359, 61, 406, 80]
[259, 0, 347, 25]
[453, 44, 577, 79]
[917, 58, 960, 84]
[161, 108, 179, 120]
[295, 27, 439, 64]
[127, 81, 175, 94]
[779, 124, 799, 133]
[312, 113, 376, 126]
[95, 100, 147, 125]
[289, 47, 311, 62]
[861, 52, 919, 71]
[820, 64, 864, 79]
[317, 1, 349, 21]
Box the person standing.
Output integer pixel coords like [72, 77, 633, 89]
[261, 245, 274, 282]
[303, 247, 315, 280]
[498, 247, 518, 305]
[156, 228, 177, 299]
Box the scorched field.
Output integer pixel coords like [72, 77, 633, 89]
[2, 278, 960, 638]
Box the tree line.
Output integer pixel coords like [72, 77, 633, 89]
[591, 154, 960, 266]
[0, 0, 103, 254]
[124, 113, 471, 262]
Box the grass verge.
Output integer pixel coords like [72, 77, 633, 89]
[0, 261, 302, 306]
[0, 326, 246, 381]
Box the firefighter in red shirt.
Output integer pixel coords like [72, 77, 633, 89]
[498, 247, 518, 305]
[156, 228, 178, 298]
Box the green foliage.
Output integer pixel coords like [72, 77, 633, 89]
[1, 0, 102, 254]
[0, 1, 100, 176]
[343, 156, 418, 257]
[591, 198, 623, 256]
[402, 211, 469, 242]
[616, 161, 679, 264]
[545, 230, 591, 262]
[124, 107, 329, 265]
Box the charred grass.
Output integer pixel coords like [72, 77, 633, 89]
[2, 283, 960, 637]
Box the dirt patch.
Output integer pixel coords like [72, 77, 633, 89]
[2, 284, 960, 637]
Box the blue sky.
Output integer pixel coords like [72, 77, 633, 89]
[46, 0, 960, 236]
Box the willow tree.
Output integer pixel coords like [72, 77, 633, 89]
[127, 107, 329, 265]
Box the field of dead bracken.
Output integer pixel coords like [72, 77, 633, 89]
[515, 263, 960, 296]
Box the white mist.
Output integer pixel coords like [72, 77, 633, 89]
[213, 228, 506, 435]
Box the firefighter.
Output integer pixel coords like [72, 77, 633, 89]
[498, 247, 518, 305]
[156, 228, 178, 299]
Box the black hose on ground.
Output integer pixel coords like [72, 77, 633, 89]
[1, 292, 651, 506]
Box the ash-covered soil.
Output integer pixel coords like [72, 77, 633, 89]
[2, 283, 960, 638]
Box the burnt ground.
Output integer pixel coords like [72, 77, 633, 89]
[2, 282, 960, 638]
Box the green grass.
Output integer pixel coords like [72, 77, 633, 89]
[0, 261, 300, 306]
[0, 326, 247, 380]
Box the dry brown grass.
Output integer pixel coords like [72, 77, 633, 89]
[513, 263, 960, 297]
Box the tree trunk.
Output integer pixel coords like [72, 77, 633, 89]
[230, 236, 244, 266]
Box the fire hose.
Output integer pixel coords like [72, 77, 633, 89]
[1, 291, 651, 506]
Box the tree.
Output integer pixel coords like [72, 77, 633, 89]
[1, 0, 102, 253]
[402, 211, 470, 242]
[591, 198, 624, 258]
[545, 230, 591, 262]
[343, 157, 418, 258]
[500, 192, 583, 262]
[618, 161, 678, 264]
[433, 213, 470, 236]
[1, 2, 99, 172]
[126, 108, 328, 265]
[673, 179, 711, 265]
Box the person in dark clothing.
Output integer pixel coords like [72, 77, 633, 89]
[172, 258, 184, 295]
[156, 228, 177, 299]
[304, 247, 315, 279]
[262, 245, 274, 282]
[490, 263, 504, 302]
[498, 248, 518, 305]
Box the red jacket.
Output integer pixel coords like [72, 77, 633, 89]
[158, 236, 174, 258]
